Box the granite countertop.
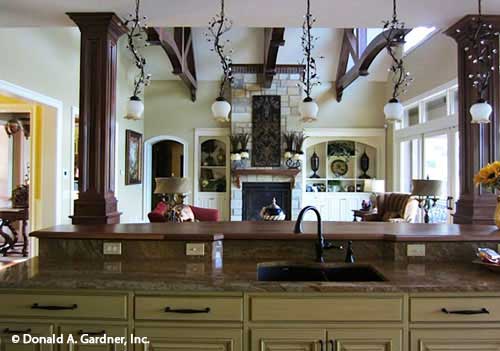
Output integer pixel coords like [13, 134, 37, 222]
[1, 258, 500, 293]
[30, 222, 500, 242]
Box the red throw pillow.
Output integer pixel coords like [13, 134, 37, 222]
[148, 201, 169, 223]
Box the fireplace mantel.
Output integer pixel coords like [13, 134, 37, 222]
[232, 168, 301, 188]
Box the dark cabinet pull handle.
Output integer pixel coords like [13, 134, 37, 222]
[77, 330, 106, 336]
[3, 328, 31, 334]
[441, 307, 489, 315]
[318, 340, 324, 351]
[329, 340, 335, 351]
[164, 307, 210, 314]
[31, 303, 78, 311]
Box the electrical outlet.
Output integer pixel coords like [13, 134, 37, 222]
[407, 244, 426, 257]
[497, 244, 500, 253]
[186, 243, 205, 256]
[103, 242, 122, 255]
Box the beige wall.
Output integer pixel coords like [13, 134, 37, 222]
[315, 80, 387, 128]
[0, 27, 143, 226]
[144, 80, 221, 196]
[401, 32, 457, 102]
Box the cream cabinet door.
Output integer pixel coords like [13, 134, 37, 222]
[329, 328, 402, 351]
[411, 329, 500, 351]
[58, 325, 127, 351]
[134, 327, 242, 351]
[250, 328, 325, 351]
[0, 323, 54, 351]
[197, 193, 228, 221]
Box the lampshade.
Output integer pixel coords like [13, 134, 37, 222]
[154, 177, 190, 194]
[470, 99, 492, 124]
[299, 98, 319, 122]
[364, 179, 385, 193]
[384, 98, 404, 122]
[411, 179, 443, 197]
[125, 96, 144, 120]
[211, 97, 231, 123]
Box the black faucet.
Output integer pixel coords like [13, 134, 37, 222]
[294, 206, 343, 263]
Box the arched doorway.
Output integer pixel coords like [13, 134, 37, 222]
[143, 136, 188, 221]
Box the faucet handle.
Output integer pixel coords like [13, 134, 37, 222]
[345, 240, 355, 263]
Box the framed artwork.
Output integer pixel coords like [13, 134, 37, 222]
[125, 129, 143, 185]
[252, 95, 281, 167]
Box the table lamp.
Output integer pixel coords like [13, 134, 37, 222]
[154, 177, 190, 208]
[411, 179, 443, 223]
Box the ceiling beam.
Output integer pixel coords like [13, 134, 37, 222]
[335, 27, 411, 102]
[147, 27, 197, 102]
[263, 28, 286, 88]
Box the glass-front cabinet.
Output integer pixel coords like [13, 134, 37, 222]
[194, 129, 230, 221]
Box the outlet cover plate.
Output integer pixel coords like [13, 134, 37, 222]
[103, 242, 122, 255]
[186, 243, 205, 256]
[497, 244, 500, 253]
[407, 244, 426, 257]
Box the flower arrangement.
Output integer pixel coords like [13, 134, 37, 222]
[474, 161, 500, 192]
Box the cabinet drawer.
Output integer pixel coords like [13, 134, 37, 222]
[135, 296, 243, 321]
[250, 296, 403, 322]
[0, 322, 54, 351]
[0, 293, 127, 320]
[411, 297, 500, 322]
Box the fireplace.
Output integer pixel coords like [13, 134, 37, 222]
[242, 182, 292, 221]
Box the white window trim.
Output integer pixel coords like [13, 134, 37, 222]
[394, 79, 459, 194]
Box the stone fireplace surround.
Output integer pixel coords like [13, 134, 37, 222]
[230, 72, 304, 221]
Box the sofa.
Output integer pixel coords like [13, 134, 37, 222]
[148, 201, 220, 222]
[361, 193, 419, 223]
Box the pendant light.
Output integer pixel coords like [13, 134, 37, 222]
[461, 0, 499, 124]
[207, 0, 234, 123]
[299, 0, 320, 123]
[383, 0, 413, 123]
[124, 0, 151, 120]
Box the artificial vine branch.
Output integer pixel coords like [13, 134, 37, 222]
[299, 0, 321, 99]
[206, 0, 234, 98]
[124, 0, 151, 98]
[383, 0, 412, 100]
[463, 0, 499, 101]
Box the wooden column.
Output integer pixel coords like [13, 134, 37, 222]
[68, 13, 126, 224]
[445, 15, 500, 224]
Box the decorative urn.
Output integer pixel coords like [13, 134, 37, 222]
[259, 198, 286, 221]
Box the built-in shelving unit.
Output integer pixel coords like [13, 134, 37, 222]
[304, 140, 377, 193]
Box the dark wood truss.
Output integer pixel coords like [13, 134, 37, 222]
[335, 27, 411, 102]
[147, 27, 198, 102]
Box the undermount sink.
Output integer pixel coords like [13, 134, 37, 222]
[257, 263, 386, 282]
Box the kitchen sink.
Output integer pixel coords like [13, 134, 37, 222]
[257, 263, 386, 282]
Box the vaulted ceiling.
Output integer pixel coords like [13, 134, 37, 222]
[1, 0, 499, 28]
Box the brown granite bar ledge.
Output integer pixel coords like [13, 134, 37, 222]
[30, 222, 500, 242]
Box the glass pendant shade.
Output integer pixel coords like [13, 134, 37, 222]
[470, 99, 492, 124]
[125, 96, 144, 120]
[299, 97, 319, 122]
[212, 97, 231, 123]
[384, 98, 404, 122]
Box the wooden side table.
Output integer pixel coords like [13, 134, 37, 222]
[0, 207, 29, 257]
[352, 209, 376, 222]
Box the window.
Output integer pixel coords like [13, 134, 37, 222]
[404, 106, 420, 127]
[425, 95, 447, 121]
[404, 27, 436, 53]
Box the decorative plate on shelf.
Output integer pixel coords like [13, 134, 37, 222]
[331, 159, 348, 177]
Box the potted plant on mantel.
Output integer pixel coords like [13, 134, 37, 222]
[283, 131, 307, 169]
[474, 161, 500, 228]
